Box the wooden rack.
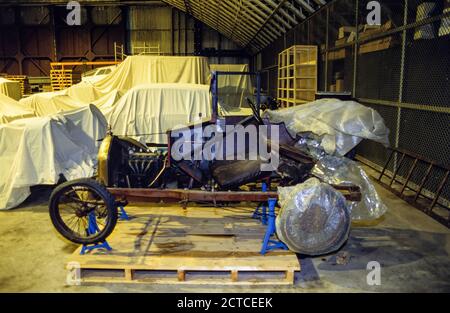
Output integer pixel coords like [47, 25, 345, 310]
[50, 69, 72, 91]
[277, 45, 318, 108]
[132, 43, 161, 56]
[114, 42, 127, 62]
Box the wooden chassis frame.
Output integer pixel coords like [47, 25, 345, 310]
[108, 185, 361, 204]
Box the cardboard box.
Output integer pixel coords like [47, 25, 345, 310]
[359, 36, 395, 54]
[328, 49, 346, 61]
[339, 26, 357, 39]
[335, 37, 348, 47]
[359, 20, 393, 41]
[336, 79, 344, 92]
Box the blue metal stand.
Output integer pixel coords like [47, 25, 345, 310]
[260, 198, 288, 255]
[80, 241, 112, 255]
[118, 206, 130, 221]
[252, 182, 268, 225]
[80, 212, 112, 255]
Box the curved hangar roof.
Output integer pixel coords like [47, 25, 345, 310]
[163, 0, 328, 52]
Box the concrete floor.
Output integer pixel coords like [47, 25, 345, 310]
[0, 168, 449, 292]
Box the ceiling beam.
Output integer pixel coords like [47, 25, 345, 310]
[245, 0, 289, 48]
[164, 0, 327, 51]
[294, 0, 315, 14]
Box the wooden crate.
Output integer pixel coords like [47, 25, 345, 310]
[277, 45, 318, 108]
[67, 205, 300, 285]
[359, 20, 393, 41]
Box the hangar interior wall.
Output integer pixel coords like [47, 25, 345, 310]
[0, 3, 250, 77]
[256, 0, 450, 205]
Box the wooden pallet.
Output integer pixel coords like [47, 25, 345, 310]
[67, 204, 300, 285]
[5, 75, 29, 95]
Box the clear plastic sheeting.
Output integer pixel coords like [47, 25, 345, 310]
[312, 155, 388, 221]
[276, 178, 351, 256]
[264, 98, 390, 156]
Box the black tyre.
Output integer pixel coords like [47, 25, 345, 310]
[49, 178, 118, 245]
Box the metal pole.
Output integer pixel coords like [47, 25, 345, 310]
[212, 72, 218, 120]
[394, 0, 409, 171]
[397, 0, 409, 150]
[257, 72, 261, 113]
[352, 0, 359, 97]
[325, 6, 329, 91]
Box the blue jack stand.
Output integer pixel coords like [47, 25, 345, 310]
[252, 182, 268, 225]
[118, 206, 130, 221]
[80, 212, 112, 255]
[260, 198, 288, 255]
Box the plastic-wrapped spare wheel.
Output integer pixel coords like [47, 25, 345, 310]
[276, 178, 350, 256]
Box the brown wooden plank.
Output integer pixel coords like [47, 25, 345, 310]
[124, 269, 133, 281]
[177, 270, 185, 282]
[231, 270, 239, 282]
[285, 270, 295, 283]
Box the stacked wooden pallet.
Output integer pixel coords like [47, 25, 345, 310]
[50, 69, 73, 91]
[5, 75, 29, 95]
[66, 204, 300, 285]
[277, 45, 318, 108]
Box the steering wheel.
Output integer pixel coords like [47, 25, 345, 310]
[246, 97, 264, 125]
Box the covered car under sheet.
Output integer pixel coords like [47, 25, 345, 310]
[20, 56, 211, 117]
[104, 83, 212, 144]
[0, 93, 35, 124]
[0, 104, 107, 210]
[0, 78, 21, 101]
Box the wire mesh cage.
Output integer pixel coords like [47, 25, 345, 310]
[258, 0, 450, 224]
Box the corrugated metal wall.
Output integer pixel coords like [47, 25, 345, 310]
[0, 3, 249, 76]
[128, 6, 178, 55]
[127, 4, 250, 63]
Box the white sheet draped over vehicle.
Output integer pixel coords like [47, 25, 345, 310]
[105, 83, 212, 144]
[0, 78, 21, 101]
[0, 105, 107, 210]
[0, 93, 35, 124]
[20, 56, 211, 117]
